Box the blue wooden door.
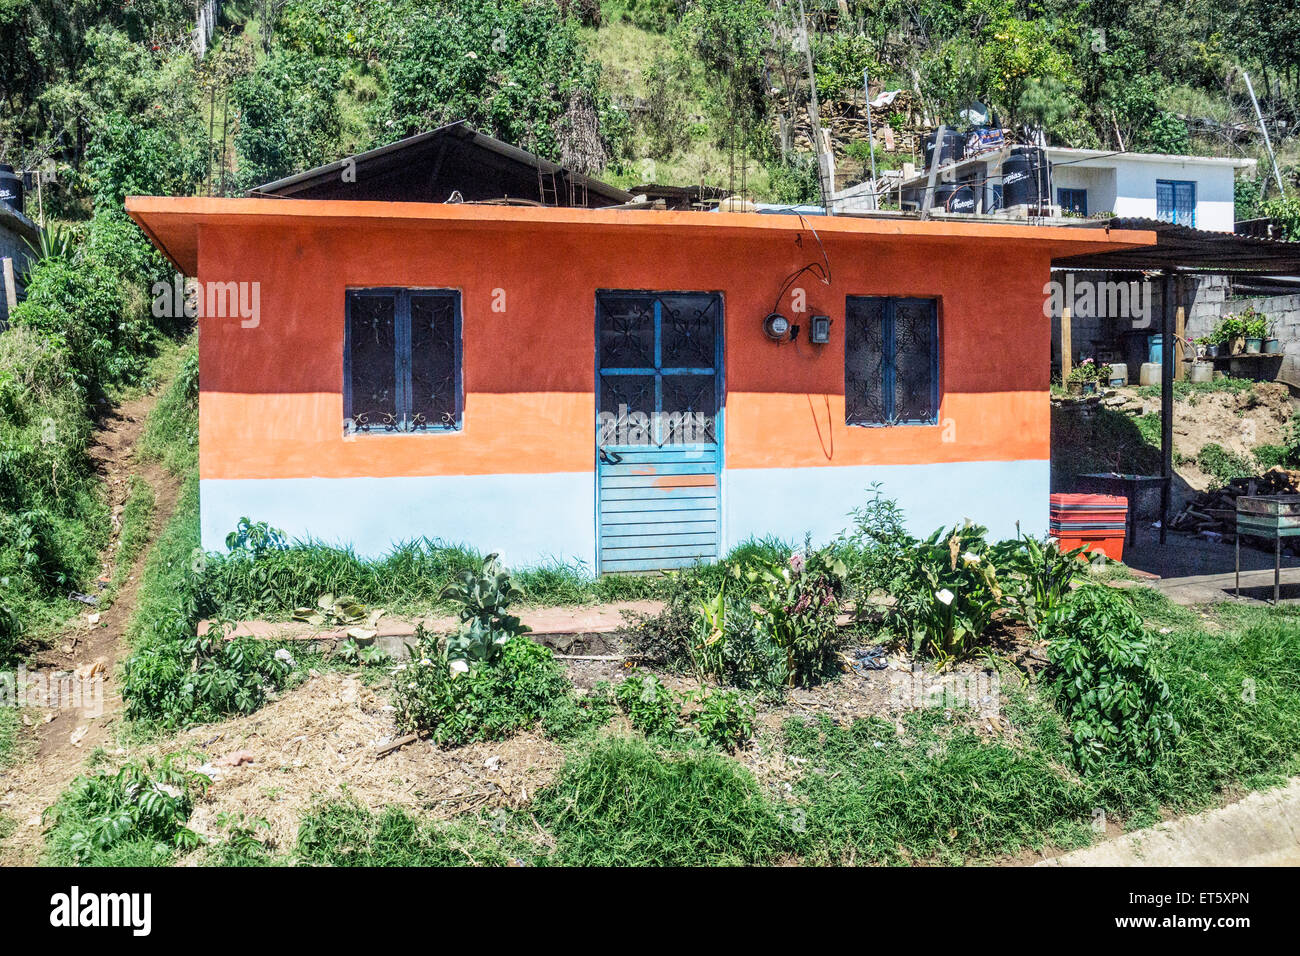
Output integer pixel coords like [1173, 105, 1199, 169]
[596, 292, 722, 573]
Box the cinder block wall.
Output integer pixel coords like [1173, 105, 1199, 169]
[1185, 275, 1300, 387]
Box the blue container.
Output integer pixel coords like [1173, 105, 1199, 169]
[1148, 335, 1163, 364]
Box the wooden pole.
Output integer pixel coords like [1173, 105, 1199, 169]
[1060, 305, 1072, 384]
[1160, 275, 1175, 545]
[1174, 305, 1186, 381]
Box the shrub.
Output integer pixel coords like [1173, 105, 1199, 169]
[685, 688, 755, 750]
[1043, 585, 1180, 773]
[838, 483, 916, 603]
[614, 671, 681, 738]
[741, 543, 849, 687]
[990, 533, 1088, 630]
[891, 522, 1002, 667]
[391, 632, 576, 746]
[1197, 442, 1255, 487]
[45, 755, 209, 865]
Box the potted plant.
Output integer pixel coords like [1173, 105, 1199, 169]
[1214, 314, 1247, 354]
[1264, 317, 1282, 354]
[1244, 312, 1267, 354]
[1193, 335, 1210, 359]
[1066, 358, 1107, 395]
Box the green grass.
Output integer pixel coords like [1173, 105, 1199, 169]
[103, 476, 156, 601]
[201, 534, 796, 622]
[784, 707, 1097, 864]
[1135, 376, 1258, 403]
[0, 706, 17, 770]
[533, 735, 790, 866]
[138, 340, 198, 476]
[295, 801, 539, 866]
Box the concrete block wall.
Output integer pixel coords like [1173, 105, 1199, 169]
[1186, 275, 1300, 387]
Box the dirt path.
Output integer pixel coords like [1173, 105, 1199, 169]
[0, 387, 183, 865]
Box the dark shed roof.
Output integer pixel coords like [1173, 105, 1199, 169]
[248, 121, 633, 208]
[1053, 217, 1300, 274]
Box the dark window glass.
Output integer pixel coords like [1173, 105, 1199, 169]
[596, 291, 720, 447]
[346, 294, 398, 431]
[659, 295, 718, 369]
[598, 296, 655, 369]
[845, 296, 939, 426]
[345, 289, 461, 433]
[410, 293, 459, 430]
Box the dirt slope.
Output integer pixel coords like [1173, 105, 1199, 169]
[0, 386, 183, 865]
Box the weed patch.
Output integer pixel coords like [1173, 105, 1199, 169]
[534, 736, 789, 866]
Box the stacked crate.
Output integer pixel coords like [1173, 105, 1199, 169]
[1049, 493, 1128, 561]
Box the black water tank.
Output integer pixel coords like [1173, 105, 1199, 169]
[0, 164, 22, 215]
[1001, 146, 1048, 209]
[934, 182, 977, 214]
[922, 128, 964, 171]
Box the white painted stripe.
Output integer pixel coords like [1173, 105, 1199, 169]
[723, 460, 1050, 549]
[201, 459, 1049, 570]
[201, 472, 596, 568]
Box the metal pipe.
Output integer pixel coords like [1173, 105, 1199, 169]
[1244, 71, 1285, 196]
[862, 68, 879, 210]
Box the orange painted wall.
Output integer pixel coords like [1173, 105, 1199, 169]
[196, 218, 1052, 481]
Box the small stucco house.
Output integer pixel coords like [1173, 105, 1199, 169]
[126, 197, 1152, 571]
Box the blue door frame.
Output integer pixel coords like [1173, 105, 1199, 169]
[595, 291, 724, 573]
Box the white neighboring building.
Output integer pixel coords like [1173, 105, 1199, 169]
[865, 147, 1255, 233]
[1047, 148, 1254, 233]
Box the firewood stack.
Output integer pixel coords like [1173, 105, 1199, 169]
[1169, 468, 1300, 542]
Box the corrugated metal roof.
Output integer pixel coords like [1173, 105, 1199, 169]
[249, 120, 633, 206]
[1054, 216, 1300, 273]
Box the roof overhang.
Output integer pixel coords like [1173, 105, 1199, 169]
[1051, 217, 1300, 274]
[125, 196, 1158, 276]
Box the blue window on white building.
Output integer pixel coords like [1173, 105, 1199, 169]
[1156, 180, 1196, 227]
[1057, 188, 1088, 216]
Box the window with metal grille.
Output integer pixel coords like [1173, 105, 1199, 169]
[344, 288, 462, 433]
[1057, 187, 1088, 216]
[845, 296, 939, 426]
[1156, 179, 1196, 227]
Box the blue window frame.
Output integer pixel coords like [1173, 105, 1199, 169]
[845, 296, 940, 426]
[1058, 187, 1088, 216]
[344, 288, 462, 433]
[1156, 179, 1196, 227]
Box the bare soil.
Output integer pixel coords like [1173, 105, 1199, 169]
[0, 388, 184, 866]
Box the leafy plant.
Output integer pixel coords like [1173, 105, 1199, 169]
[892, 522, 1002, 668]
[45, 755, 209, 865]
[441, 554, 530, 667]
[742, 541, 848, 687]
[391, 630, 579, 746]
[1043, 585, 1180, 773]
[990, 533, 1087, 629]
[614, 671, 682, 738]
[225, 517, 288, 557]
[685, 688, 755, 751]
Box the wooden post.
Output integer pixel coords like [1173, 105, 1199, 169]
[1060, 305, 1072, 384]
[1160, 275, 1174, 545]
[1175, 304, 1186, 381]
[2, 257, 17, 315]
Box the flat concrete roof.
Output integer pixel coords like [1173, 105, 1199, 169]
[126, 196, 1157, 275]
